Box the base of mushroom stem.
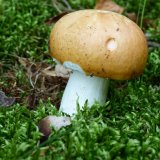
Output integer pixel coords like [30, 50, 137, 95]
[59, 71, 109, 116]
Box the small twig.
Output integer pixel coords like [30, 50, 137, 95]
[29, 75, 35, 89]
[40, 76, 46, 91]
[140, 0, 147, 28]
[34, 72, 41, 86]
[52, 0, 62, 13]
[16, 88, 25, 93]
[0, 75, 16, 79]
[47, 84, 60, 92]
[61, 0, 72, 10]
[147, 41, 160, 48]
[145, 33, 160, 48]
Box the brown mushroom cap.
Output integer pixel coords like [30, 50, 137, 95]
[50, 10, 148, 80]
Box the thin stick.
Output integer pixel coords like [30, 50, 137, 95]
[136, 0, 142, 24]
[52, 0, 62, 13]
[140, 0, 147, 28]
[62, 0, 72, 10]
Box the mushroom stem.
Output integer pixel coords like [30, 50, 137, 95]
[59, 71, 109, 116]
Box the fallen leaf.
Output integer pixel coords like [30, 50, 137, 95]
[0, 91, 15, 107]
[95, 0, 124, 14]
[42, 70, 56, 77]
[55, 64, 71, 78]
[126, 12, 137, 22]
[147, 41, 160, 48]
[45, 11, 73, 25]
[18, 57, 69, 109]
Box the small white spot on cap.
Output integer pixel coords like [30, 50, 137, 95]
[106, 39, 117, 51]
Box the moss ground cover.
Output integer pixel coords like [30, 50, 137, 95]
[0, 0, 160, 159]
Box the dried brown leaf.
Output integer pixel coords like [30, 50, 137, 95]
[55, 64, 71, 78]
[18, 58, 68, 109]
[126, 12, 137, 22]
[0, 91, 15, 107]
[42, 70, 56, 77]
[95, 0, 124, 14]
[45, 11, 73, 25]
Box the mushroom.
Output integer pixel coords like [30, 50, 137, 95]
[38, 116, 71, 141]
[49, 10, 148, 116]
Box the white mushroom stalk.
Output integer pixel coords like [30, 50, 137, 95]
[60, 70, 109, 116]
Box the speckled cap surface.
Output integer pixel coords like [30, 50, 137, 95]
[50, 10, 148, 80]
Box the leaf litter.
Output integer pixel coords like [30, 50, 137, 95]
[95, 0, 124, 13]
[18, 57, 70, 109]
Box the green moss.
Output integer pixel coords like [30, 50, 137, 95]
[0, 0, 160, 159]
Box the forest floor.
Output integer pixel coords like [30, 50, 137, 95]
[0, 0, 160, 159]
